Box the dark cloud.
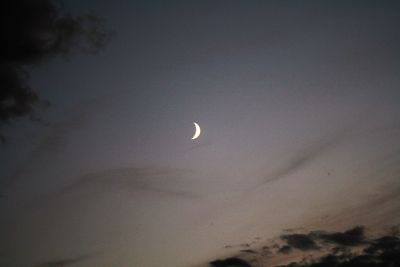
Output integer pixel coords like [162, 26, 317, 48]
[278, 227, 365, 253]
[278, 245, 292, 254]
[276, 232, 400, 267]
[364, 235, 400, 255]
[281, 234, 319, 251]
[33, 254, 90, 267]
[311, 226, 366, 246]
[210, 257, 252, 267]
[211, 226, 400, 267]
[0, 0, 111, 129]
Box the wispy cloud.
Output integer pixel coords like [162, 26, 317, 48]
[58, 167, 200, 199]
[33, 254, 92, 267]
[262, 131, 346, 185]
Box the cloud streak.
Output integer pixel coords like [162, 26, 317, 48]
[262, 132, 346, 185]
[33, 254, 91, 267]
[58, 167, 200, 199]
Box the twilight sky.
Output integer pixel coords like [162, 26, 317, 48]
[1, 1, 400, 267]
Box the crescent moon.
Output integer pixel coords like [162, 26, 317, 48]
[192, 122, 201, 140]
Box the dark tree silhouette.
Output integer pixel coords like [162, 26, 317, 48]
[0, 0, 111, 141]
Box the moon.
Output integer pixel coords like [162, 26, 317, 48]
[192, 122, 201, 140]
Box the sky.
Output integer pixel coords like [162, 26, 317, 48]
[1, 1, 400, 267]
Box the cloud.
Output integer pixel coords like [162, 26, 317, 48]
[210, 257, 252, 267]
[58, 167, 200, 199]
[311, 226, 366, 246]
[278, 245, 292, 254]
[262, 132, 345, 184]
[276, 232, 400, 267]
[278, 226, 366, 253]
[33, 254, 91, 267]
[240, 249, 258, 254]
[0, 0, 111, 127]
[211, 225, 400, 267]
[280, 234, 319, 251]
[1, 93, 115, 189]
